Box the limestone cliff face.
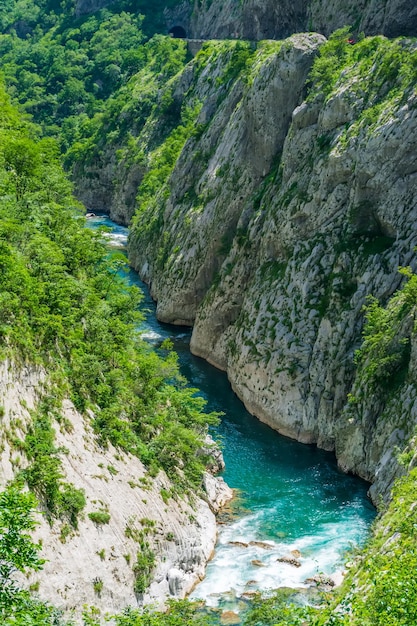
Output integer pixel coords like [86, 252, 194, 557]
[74, 0, 417, 39]
[129, 34, 325, 324]
[192, 77, 417, 502]
[167, 0, 417, 40]
[309, 0, 417, 38]
[187, 0, 306, 41]
[126, 35, 417, 502]
[0, 360, 231, 622]
[73, 147, 144, 225]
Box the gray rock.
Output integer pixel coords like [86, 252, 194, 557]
[126, 35, 417, 506]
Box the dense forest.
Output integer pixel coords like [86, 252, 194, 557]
[0, 8, 218, 620]
[1, 0, 417, 625]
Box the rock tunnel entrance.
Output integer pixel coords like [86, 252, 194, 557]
[169, 25, 187, 38]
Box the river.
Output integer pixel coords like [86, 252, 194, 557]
[88, 215, 375, 610]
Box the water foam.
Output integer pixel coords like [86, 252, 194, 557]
[191, 502, 369, 606]
[103, 232, 128, 247]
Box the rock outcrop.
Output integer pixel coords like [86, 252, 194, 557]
[187, 0, 306, 41]
[129, 34, 325, 323]
[165, 0, 417, 41]
[0, 360, 232, 622]
[74, 0, 417, 41]
[126, 34, 417, 503]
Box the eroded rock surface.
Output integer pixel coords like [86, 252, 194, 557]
[166, 0, 417, 40]
[0, 360, 232, 622]
[126, 35, 417, 503]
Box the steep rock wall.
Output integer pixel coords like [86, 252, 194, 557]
[187, 0, 307, 41]
[74, 0, 417, 39]
[167, 0, 417, 40]
[127, 35, 417, 502]
[129, 34, 325, 324]
[309, 0, 417, 38]
[0, 360, 232, 622]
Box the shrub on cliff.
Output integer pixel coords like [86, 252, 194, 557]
[0, 78, 218, 507]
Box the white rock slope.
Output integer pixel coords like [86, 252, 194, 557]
[0, 359, 232, 622]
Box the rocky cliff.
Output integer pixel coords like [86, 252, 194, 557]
[0, 360, 231, 622]
[123, 33, 417, 503]
[73, 0, 417, 40]
[166, 0, 417, 40]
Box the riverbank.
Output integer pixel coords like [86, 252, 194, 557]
[92, 215, 375, 615]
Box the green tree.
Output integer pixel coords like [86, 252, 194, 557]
[0, 486, 44, 614]
[3, 138, 41, 201]
[0, 485, 71, 625]
[112, 599, 215, 625]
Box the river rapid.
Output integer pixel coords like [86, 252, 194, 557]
[89, 215, 375, 610]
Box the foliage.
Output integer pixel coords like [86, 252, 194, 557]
[353, 267, 416, 393]
[111, 599, 215, 625]
[0, 77, 219, 500]
[132, 543, 155, 594]
[22, 407, 86, 526]
[0, 0, 188, 156]
[308, 27, 353, 98]
[309, 33, 417, 141]
[93, 577, 104, 595]
[88, 510, 111, 525]
[0, 48, 221, 617]
[0, 486, 44, 613]
[0, 485, 71, 625]
[0, 9, 146, 135]
[242, 592, 314, 625]
[216, 40, 254, 87]
[64, 34, 188, 169]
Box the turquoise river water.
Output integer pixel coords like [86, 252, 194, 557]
[89, 215, 375, 608]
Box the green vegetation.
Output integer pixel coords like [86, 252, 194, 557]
[309, 29, 417, 139]
[0, 485, 68, 625]
[241, 592, 314, 625]
[0, 0, 185, 146]
[353, 267, 415, 395]
[64, 34, 188, 172]
[309, 27, 354, 98]
[109, 599, 215, 626]
[88, 510, 111, 525]
[0, 67, 218, 498]
[0, 46, 219, 618]
[22, 405, 86, 527]
[0, 9, 145, 138]
[133, 543, 155, 594]
[93, 578, 104, 596]
[310, 467, 417, 626]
